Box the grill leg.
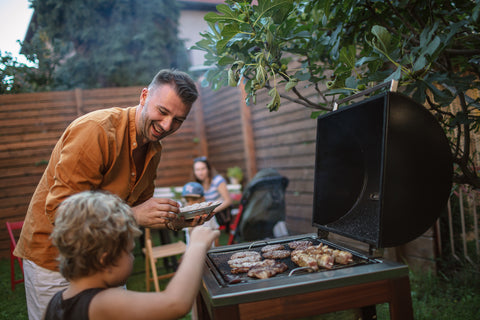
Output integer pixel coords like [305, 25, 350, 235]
[361, 305, 377, 319]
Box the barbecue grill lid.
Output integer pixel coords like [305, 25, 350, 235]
[312, 92, 453, 248]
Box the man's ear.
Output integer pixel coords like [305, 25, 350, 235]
[139, 88, 148, 106]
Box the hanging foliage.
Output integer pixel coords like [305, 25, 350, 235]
[193, 0, 480, 188]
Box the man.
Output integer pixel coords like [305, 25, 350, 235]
[14, 69, 205, 320]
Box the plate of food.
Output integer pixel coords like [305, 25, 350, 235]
[179, 200, 222, 220]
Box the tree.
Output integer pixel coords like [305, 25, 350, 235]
[0, 49, 54, 94]
[18, 0, 190, 90]
[0, 53, 32, 94]
[193, 0, 480, 188]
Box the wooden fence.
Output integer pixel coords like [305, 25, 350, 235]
[0, 86, 203, 258]
[440, 185, 480, 266]
[1, 84, 445, 271]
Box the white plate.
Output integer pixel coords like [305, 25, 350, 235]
[179, 201, 222, 220]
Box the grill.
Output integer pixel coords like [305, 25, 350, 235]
[197, 234, 411, 320]
[196, 88, 453, 320]
[206, 236, 373, 287]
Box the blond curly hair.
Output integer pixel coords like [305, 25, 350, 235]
[51, 191, 142, 280]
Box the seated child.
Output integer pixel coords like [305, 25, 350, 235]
[181, 181, 205, 206]
[44, 190, 219, 320]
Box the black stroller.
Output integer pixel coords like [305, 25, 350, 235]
[232, 168, 289, 243]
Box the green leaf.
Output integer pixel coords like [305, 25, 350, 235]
[419, 22, 438, 48]
[204, 4, 238, 23]
[215, 24, 241, 52]
[256, 0, 294, 24]
[411, 81, 427, 104]
[423, 35, 441, 57]
[218, 56, 236, 66]
[294, 70, 311, 81]
[256, 65, 266, 87]
[355, 56, 378, 67]
[228, 68, 237, 87]
[371, 25, 391, 53]
[222, 23, 241, 39]
[267, 87, 281, 111]
[413, 55, 427, 72]
[285, 77, 298, 92]
[266, 29, 273, 47]
[216, 4, 235, 17]
[384, 66, 402, 82]
[345, 76, 357, 89]
[339, 45, 356, 70]
[424, 81, 455, 106]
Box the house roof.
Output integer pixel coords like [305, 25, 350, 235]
[179, 0, 224, 4]
[178, 0, 224, 10]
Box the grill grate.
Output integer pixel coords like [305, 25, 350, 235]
[206, 236, 376, 287]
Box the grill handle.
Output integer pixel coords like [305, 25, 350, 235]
[248, 240, 269, 250]
[333, 80, 398, 111]
[288, 266, 316, 276]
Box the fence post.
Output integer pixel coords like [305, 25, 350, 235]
[239, 81, 257, 181]
[74, 88, 83, 116]
[193, 84, 208, 157]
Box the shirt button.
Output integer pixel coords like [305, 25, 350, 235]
[133, 142, 137, 147]
[131, 172, 135, 176]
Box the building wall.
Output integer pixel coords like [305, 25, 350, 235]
[177, 0, 224, 71]
[179, 9, 212, 70]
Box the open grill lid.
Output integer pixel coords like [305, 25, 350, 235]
[312, 91, 453, 248]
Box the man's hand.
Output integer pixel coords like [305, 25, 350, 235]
[132, 198, 180, 228]
[166, 213, 212, 231]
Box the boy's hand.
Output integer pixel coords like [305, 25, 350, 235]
[190, 225, 221, 248]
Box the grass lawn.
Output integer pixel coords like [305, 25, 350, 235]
[1, 229, 479, 320]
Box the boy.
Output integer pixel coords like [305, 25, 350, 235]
[181, 181, 205, 206]
[44, 191, 219, 320]
[181, 182, 219, 247]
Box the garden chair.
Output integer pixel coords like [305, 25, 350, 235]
[143, 228, 186, 292]
[6, 220, 24, 291]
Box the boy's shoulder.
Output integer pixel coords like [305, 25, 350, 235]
[45, 288, 104, 320]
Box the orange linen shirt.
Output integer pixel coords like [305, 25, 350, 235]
[14, 106, 162, 271]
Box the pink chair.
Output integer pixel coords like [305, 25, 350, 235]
[6, 221, 24, 291]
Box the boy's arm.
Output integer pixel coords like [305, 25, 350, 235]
[90, 226, 219, 320]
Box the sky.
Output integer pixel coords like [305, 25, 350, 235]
[0, 0, 34, 64]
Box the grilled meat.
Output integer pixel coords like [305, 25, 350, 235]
[262, 249, 291, 259]
[228, 241, 355, 277]
[317, 254, 334, 269]
[332, 250, 353, 265]
[290, 250, 319, 271]
[247, 261, 288, 279]
[291, 243, 353, 270]
[228, 251, 262, 273]
[288, 240, 313, 250]
[230, 251, 261, 260]
[260, 244, 285, 253]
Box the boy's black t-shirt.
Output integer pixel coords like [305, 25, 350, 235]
[44, 288, 104, 320]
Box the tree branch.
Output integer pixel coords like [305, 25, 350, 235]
[263, 82, 332, 111]
[385, 0, 420, 37]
